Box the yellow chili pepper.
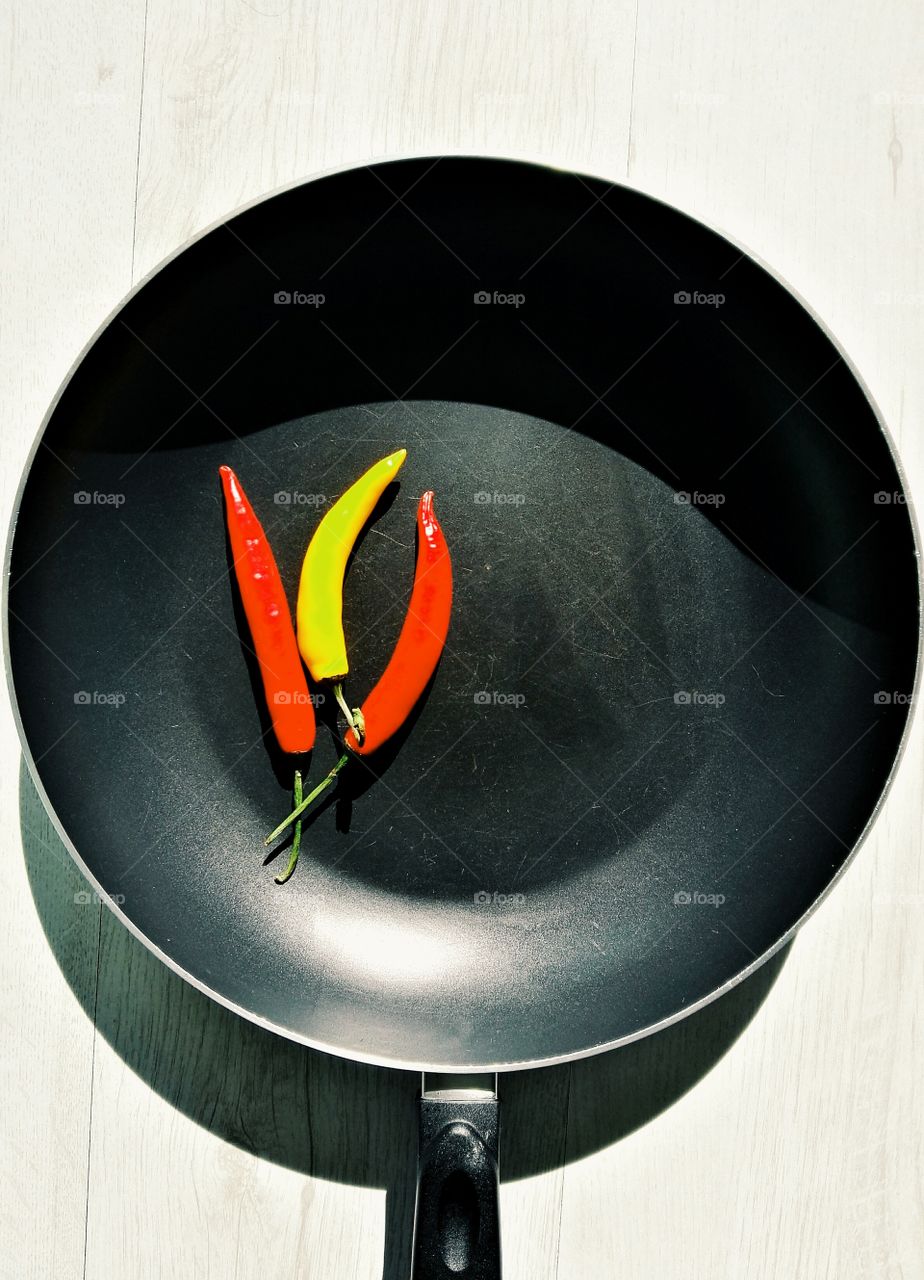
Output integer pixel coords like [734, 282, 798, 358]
[297, 449, 407, 693]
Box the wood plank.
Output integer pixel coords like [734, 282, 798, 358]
[1, 772, 100, 1280]
[0, 3, 145, 1277]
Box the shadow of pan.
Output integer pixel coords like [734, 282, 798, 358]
[20, 759, 789, 1280]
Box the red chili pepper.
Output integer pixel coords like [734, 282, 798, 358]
[219, 465, 315, 755]
[345, 489, 452, 754]
[264, 489, 452, 849]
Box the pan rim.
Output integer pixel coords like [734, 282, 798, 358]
[5, 148, 922, 1075]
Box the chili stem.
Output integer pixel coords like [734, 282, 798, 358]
[332, 682, 358, 735]
[274, 770, 304, 885]
[352, 705, 366, 743]
[264, 753, 349, 847]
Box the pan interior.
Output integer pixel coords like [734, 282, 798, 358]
[7, 157, 918, 1069]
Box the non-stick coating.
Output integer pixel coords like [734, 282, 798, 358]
[6, 158, 918, 1070]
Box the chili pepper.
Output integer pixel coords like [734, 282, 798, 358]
[296, 449, 406, 730]
[219, 465, 315, 755]
[264, 489, 452, 846]
[344, 489, 451, 753]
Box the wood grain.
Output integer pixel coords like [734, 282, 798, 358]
[0, 2, 144, 1277]
[3, 0, 923, 1277]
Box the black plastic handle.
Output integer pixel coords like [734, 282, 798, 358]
[411, 1093, 501, 1279]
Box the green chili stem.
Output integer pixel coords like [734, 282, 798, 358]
[264, 753, 349, 847]
[274, 770, 304, 885]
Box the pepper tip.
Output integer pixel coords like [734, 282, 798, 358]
[218, 464, 239, 499]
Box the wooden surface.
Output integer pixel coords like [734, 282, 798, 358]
[2, 1, 923, 1276]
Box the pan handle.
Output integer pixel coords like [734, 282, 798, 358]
[411, 1074, 501, 1280]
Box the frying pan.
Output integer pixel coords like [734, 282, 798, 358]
[5, 156, 919, 1278]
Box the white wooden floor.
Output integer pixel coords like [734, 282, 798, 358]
[2, 2, 923, 1277]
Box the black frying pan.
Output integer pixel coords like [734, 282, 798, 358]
[6, 157, 919, 1279]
